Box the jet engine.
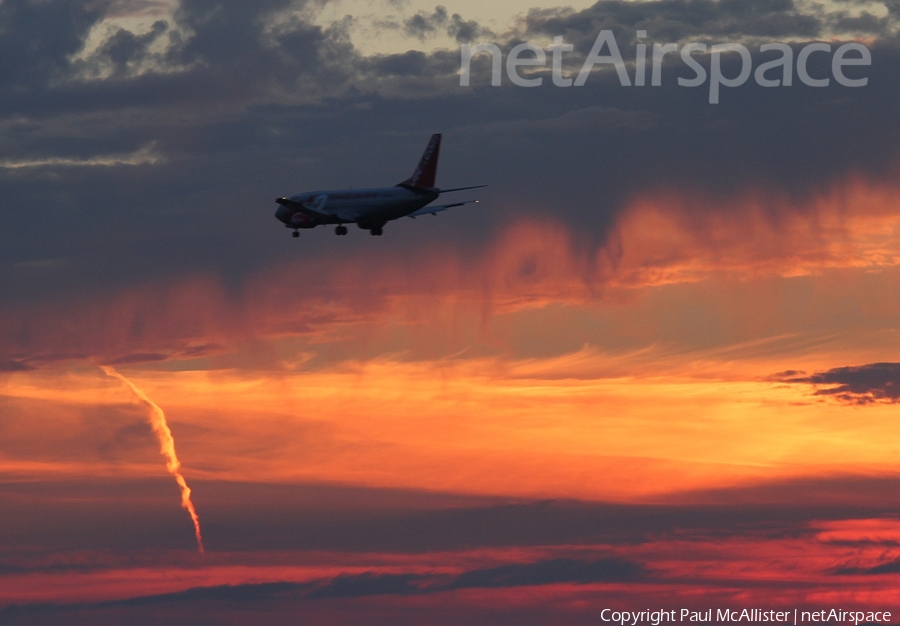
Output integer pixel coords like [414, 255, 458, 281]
[290, 211, 318, 229]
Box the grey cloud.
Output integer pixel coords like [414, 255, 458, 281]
[772, 362, 900, 404]
[0, 582, 310, 626]
[366, 50, 433, 76]
[0, 561, 643, 626]
[523, 0, 828, 53]
[831, 10, 893, 35]
[297, 557, 644, 598]
[103, 581, 315, 604]
[362, 48, 459, 77]
[403, 6, 492, 42]
[0, 557, 642, 606]
[0, 0, 105, 91]
[447, 13, 493, 43]
[97, 20, 169, 77]
[404, 5, 448, 38]
[165, 0, 356, 96]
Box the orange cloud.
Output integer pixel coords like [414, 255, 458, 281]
[599, 174, 900, 288]
[4, 171, 900, 507]
[5, 358, 900, 503]
[2, 173, 900, 369]
[3, 178, 900, 522]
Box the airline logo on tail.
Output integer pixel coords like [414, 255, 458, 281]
[399, 133, 441, 189]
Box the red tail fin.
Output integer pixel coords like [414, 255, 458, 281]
[399, 134, 440, 189]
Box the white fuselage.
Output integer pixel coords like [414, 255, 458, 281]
[276, 186, 439, 229]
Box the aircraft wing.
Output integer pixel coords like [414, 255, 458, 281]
[437, 185, 487, 193]
[275, 197, 330, 219]
[407, 199, 479, 218]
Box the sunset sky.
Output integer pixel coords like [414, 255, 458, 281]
[2, 0, 900, 624]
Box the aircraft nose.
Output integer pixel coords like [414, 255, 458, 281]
[275, 203, 291, 223]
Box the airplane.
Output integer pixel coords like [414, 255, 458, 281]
[275, 134, 484, 237]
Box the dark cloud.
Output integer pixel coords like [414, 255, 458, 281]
[0, 0, 899, 334]
[364, 49, 446, 77]
[772, 362, 900, 404]
[448, 557, 644, 588]
[0, 359, 31, 371]
[832, 10, 893, 36]
[190, 558, 644, 601]
[4, 476, 900, 555]
[658, 473, 900, 508]
[97, 20, 169, 77]
[0, 557, 642, 614]
[141, 557, 643, 600]
[112, 581, 314, 604]
[2, 476, 899, 621]
[523, 0, 830, 51]
[402, 6, 493, 43]
[404, 6, 449, 39]
[0, 0, 105, 92]
[447, 13, 490, 43]
[165, 0, 358, 94]
[308, 573, 424, 598]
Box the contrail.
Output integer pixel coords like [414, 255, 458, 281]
[102, 365, 204, 553]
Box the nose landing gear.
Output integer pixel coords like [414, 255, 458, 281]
[292, 230, 299, 238]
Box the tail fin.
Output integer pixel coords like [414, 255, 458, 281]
[398, 133, 440, 189]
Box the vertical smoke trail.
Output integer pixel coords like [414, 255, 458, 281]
[102, 365, 205, 553]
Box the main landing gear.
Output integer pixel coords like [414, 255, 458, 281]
[335, 225, 348, 236]
[369, 226, 383, 236]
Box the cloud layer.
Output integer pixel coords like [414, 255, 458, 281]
[3, 0, 900, 310]
[3, 1, 900, 622]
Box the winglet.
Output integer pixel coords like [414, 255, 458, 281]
[398, 134, 441, 189]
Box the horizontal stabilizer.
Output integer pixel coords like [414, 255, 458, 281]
[407, 199, 478, 218]
[438, 185, 487, 194]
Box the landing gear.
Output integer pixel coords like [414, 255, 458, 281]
[292, 230, 299, 238]
[369, 225, 383, 236]
[335, 225, 348, 236]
